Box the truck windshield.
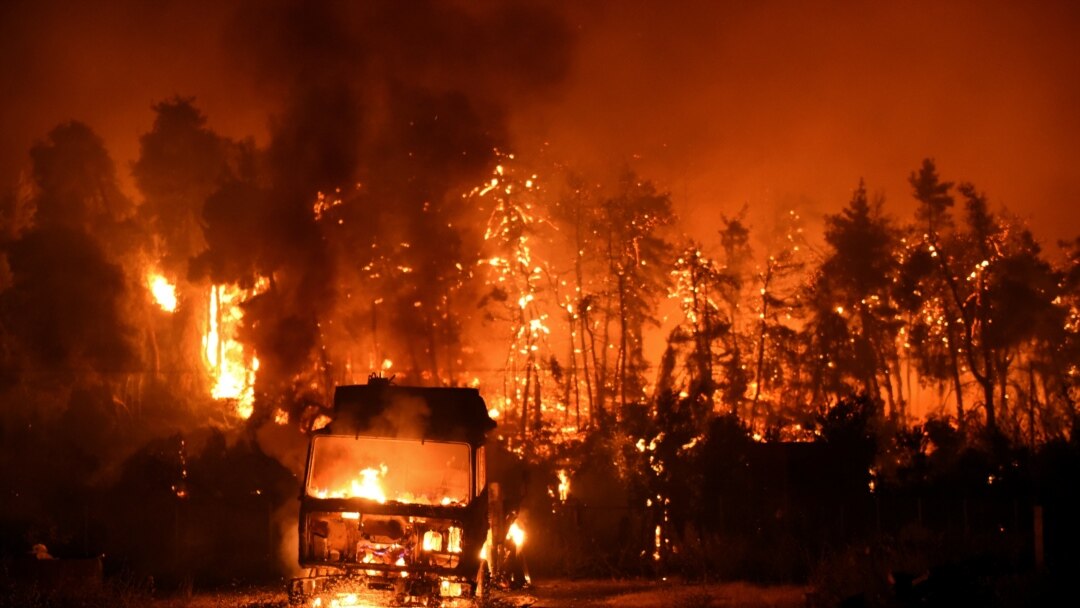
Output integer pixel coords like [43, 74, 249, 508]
[306, 435, 471, 506]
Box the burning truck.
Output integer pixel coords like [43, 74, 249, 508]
[289, 377, 525, 607]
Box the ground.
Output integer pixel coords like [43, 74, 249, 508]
[144, 579, 808, 608]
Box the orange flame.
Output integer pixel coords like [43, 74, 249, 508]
[147, 272, 177, 312]
[507, 521, 525, 547]
[556, 469, 570, 502]
[203, 283, 261, 419]
[314, 466, 388, 503]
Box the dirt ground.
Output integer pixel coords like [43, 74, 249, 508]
[523, 579, 807, 607]
[146, 579, 808, 608]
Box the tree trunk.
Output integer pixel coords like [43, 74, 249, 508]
[749, 265, 773, 428]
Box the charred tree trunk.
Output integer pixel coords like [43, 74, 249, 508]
[617, 269, 628, 412]
[579, 306, 595, 428]
[749, 266, 772, 428]
[946, 317, 966, 425]
[533, 363, 543, 433]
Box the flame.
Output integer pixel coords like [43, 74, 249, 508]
[423, 530, 443, 552]
[653, 524, 662, 561]
[315, 466, 388, 503]
[273, 408, 289, 425]
[556, 469, 570, 502]
[203, 283, 262, 419]
[147, 272, 177, 312]
[447, 526, 463, 553]
[440, 580, 464, 598]
[311, 414, 332, 430]
[349, 468, 387, 503]
[506, 521, 525, 547]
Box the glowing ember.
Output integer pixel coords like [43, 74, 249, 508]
[147, 272, 177, 312]
[653, 525, 662, 561]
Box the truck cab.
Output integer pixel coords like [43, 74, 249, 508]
[289, 379, 497, 607]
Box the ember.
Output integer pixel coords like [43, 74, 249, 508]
[1, 2, 1079, 603]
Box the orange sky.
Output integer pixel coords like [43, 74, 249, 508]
[3, 0, 1078, 247]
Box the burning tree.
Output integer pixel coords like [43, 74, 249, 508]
[665, 243, 732, 410]
[807, 180, 902, 414]
[133, 98, 270, 419]
[593, 172, 675, 418]
[747, 209, 809, 434]
[474, 153, 555, 435]
[901, 159, 1067, 440]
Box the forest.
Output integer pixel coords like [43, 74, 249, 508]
[1, 98, 1078, 604]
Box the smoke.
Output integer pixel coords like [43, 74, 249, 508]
[182, 0, 577, 408]
[0, 4, 572, 555]
[1, 122, 143, 379]
[368, 395, 432, 440]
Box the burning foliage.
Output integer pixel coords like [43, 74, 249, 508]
[2, 0, 1080, 597]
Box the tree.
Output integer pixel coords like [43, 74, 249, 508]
[716, 212, 753, 415]
[748, 209, 808, 430]
[594, 172, 674, 416]
[548, 173, 605, 429]
[667, 243, 733, 410]
[133, 98, 231, 277]
[910, 158, 955, 236]
[1, 122, 143, 384]
[807, 180, 900, 409]
[906, 159, 1063, 439]
[476, 155, 555, 434]
[905, 159, 967, 424]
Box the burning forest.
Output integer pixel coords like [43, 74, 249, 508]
[2, 1, 1080, 606]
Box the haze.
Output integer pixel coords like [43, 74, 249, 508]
[2, 0, 1078, 243]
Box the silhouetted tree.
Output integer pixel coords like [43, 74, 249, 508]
[133, 97, 232, 277]
[749, 209, 809, 431]
[807, 181, 900, 408]
[1, 122, 143, 383]
[594, 171, 674, 415]
[903, 160, 967, 424]
[668, 243, 731, 409]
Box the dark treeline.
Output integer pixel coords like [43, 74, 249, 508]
[0, 95, 1078, 604]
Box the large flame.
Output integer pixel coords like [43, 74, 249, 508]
[349, 468, 387, 503]
[203, 283, 262, 419]
[314, 466, 388, 503]
[147, 272, 177, 312]
[507, 521, 525, 547]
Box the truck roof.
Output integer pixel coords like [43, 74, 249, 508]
[328, 379, 496, 445]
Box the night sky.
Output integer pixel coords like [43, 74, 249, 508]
[2, 0, 1079, 243]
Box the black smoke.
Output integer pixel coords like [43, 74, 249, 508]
[183, 0, 576, 414]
